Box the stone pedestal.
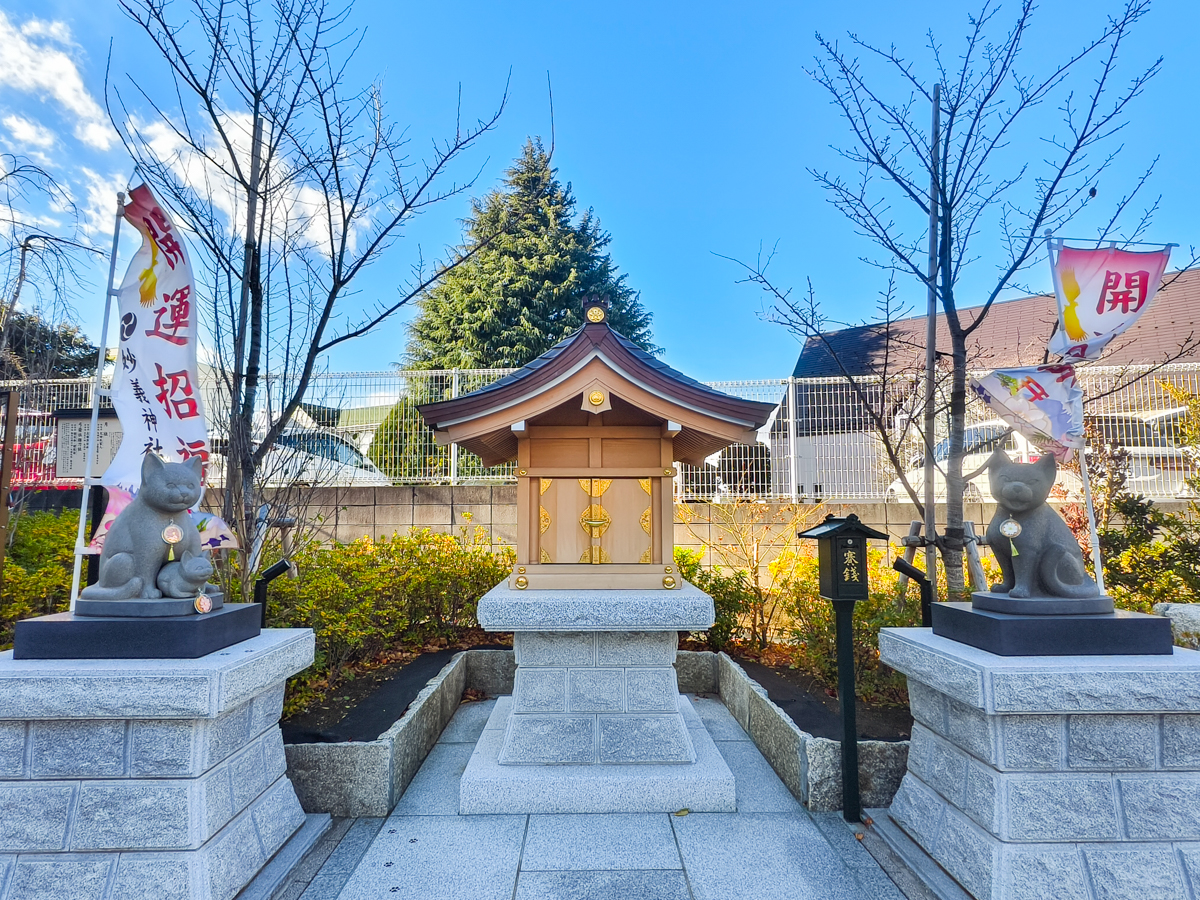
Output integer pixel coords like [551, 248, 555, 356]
[461, 582, 735, 813]
[505, 630, 693, 765]
[879, 627, 1200, 900]
[0, 629, 317, 900]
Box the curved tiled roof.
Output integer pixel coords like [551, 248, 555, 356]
[793, 269, 1200, 378]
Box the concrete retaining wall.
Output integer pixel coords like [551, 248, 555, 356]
[285, 652, 468, 817]
[716, 653, 908, 812]
[285, 647, 906, 815]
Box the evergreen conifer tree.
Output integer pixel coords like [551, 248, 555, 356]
[405, 138, 656, 369]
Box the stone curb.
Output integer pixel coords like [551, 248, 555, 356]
[715, 652, 909, 812]
[284, 647, 906, 815]
[284, 652, 467, 817]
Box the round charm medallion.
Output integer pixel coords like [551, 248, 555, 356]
[194, 594, 212, 614]
[162, 523, 184, 544]
[999, 518, 1022, 539]
[586, 306, 606, 323]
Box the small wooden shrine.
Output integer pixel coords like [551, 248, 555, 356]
[419, 296, 775, 590]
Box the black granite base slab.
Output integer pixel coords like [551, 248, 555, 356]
[972, 590, 1114, 616]
[12, 603, 262, 659]
[931, 601, 1173, 656]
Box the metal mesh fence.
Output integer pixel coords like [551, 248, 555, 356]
[5, 363, 1199, 501]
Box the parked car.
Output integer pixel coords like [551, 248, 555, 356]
[885, 420, 1083, 503]
[209, 429, 392, 488]
[1085, 408, 1189, 497]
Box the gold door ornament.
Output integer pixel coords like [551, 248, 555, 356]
[579, 478, 612, 564]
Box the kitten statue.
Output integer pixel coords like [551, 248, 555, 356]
[983, 449, 1099, 600]
[81, 453, 214, 602]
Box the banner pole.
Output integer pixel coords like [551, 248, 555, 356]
[1077, 449, 1106, 596]
[69, 191, 125, 610]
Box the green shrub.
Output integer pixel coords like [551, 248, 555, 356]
[674, 547, 751, 651]
[775, 546, 922, 706]
[0, 511, 77, 649]
[265, 526, 513, 714]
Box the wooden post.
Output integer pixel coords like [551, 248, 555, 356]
[963, 520, 988, 593]
[895, 520, 923, 598]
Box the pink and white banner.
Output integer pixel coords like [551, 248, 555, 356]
[971, 364, 1085, 462]
[1047, 242, 1172, 361]
[92, 184, 235, 551]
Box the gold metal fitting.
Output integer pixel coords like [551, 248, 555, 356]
[662, 576, 677, 589]
[515, 575, 529, 589]
[663, 468, 674, 476]
[586, 305, 606, 323]
[517, 566, 526, 574]
[664, 566, 673, 574]
[588, 390, 605, 406]
[518, 469, 527, 476]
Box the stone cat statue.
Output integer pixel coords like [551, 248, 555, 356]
[81, 454, 214, 601]
[984, 449, 1099, 599]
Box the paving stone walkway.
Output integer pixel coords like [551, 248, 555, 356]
[286, 696, 910, 900]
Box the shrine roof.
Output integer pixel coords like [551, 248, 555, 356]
[417, 320, 776, 465]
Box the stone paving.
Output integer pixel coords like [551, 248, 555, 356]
[281, 696, 911, 900]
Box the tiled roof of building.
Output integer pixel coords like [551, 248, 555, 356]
[792, 268, 1200, 378]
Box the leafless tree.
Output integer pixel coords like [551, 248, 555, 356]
[738, 0, 1199, 593]
[0, 155, 96, 374]
[108, 0, 508, 579]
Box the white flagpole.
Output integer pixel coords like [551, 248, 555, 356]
[1078, 449, 1106, 596]
[69, 191, 125, 610]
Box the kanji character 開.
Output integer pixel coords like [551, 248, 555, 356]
[142, 207, 184, 270]
[1097, 269, 1151, 315]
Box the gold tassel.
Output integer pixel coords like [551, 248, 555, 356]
[168, 545, 175, 561]
[1010, 539, 1018, 557]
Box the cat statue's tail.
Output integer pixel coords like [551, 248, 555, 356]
[1039, 551, 1100, 599]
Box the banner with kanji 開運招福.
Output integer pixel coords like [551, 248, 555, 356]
[1047, 242, 1172, 361]
[970, 364, 1085, 462]
[91, 183, 235, 551]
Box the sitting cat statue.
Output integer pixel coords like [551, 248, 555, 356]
[984, 449, 1098, 600]
[81, 453, 214, 602]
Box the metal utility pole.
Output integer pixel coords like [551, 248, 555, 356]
[922, 84, 941, 592]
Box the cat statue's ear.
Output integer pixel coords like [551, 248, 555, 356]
[1036, 451, 1057, 476]
[185, 456, 203, 477]
[141, 451, 165, 478]
[987, 447, 1012, 473]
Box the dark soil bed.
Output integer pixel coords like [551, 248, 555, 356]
[733, 657, 912, 742]
[282, 645, 912, 745]
[281, 639, 510, 744]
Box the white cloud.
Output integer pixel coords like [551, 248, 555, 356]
[20, 19, 73, 45]
[3, 113, 56, 149]
[79, 167, 128, 236]
[0, 11, 115, 150]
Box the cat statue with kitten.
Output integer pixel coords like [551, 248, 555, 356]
[981, 448, 1106, 607]
[81, 453, 215, 603]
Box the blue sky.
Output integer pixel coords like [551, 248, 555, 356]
[1, 0, 1197, 382]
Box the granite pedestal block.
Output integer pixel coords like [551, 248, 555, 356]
[0, 629, 317, 900]
[459, 694, 736, 814]
[932, 601, 1173, 657]
[505, 630, 695, 764]
[465, 581, 734, 811]
[879, 627, 1200, 900]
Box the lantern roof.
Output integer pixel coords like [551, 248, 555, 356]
[797, 513, 889, 542]
[417, 318, 776, 467]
